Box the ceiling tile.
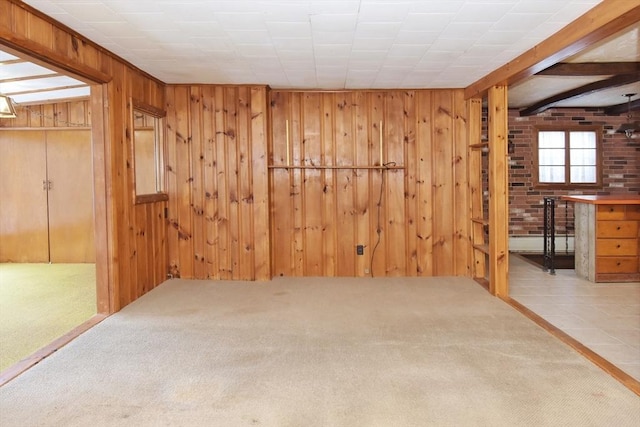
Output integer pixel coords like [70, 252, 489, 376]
[266, 22, 312, 38]
[409, 1, 465, 14]
[402, 13, 454, 32]
[13, 0, 609, 95]
[357, 1, 411, 22]
[310, 14, 358, 32]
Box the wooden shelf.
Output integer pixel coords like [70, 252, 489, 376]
[471, 217, 489, 226]
[268, 165, 405, 170]
[470, 142, 489, 150]
[473, 244, 490, 255]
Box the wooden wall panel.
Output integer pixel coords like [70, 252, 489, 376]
[2, 0, 167, 313]
[270, 90, 471, 278]
[488, 86, 509, 297]
[369, 93, 386, 277]
[453, 90, 470, 277]
[415, 92, 434, 276]
[0, 100, 92, 129]
[165, 85, 270, 280]
[249, 87, 270, 280]
[384, 92, 407, 276]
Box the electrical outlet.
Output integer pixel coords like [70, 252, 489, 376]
[356, 244, 364, 255]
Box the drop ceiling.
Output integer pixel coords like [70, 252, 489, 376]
[1, 0, 639, 112]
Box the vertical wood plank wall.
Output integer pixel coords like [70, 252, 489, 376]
[488, 86, 509, 297]
[0, 100, 92, 128]
[269, 90, 470, 277]
[1, 1, 167, 312]
[164, 85, 270, 280]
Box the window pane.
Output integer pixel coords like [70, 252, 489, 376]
[539, 148, 565, 165]
[570, 148, 596, 166]
[539, 166, 565, 183]
[571, 166, 596, 183]
[539, 131, 565, 148]
[570, 131, 596, 149]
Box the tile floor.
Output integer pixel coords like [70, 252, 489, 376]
[509, 254, 640, 381]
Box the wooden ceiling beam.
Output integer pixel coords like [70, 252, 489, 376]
[0, 58, 26, 65]
[0, 72, 60, 83]
[4, 83, 88, 96]
[537, 62, 640, 76]
[465, 0, 640, 100]
[519, 73, 640, 116]
[604, 98, 640, 115]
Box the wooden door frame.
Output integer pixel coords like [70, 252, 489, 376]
[0, 43, 113, 314]
[90, 84, 113, 314]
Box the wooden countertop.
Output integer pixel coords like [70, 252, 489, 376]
[560, 195, 640, 205]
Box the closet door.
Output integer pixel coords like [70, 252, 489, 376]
[46, 130, 95, 263]
[0, 130, 50, 262]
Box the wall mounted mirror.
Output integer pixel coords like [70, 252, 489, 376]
[131, 100, 168, 204]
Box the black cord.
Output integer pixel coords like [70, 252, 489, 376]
[369, 162, 395, 277]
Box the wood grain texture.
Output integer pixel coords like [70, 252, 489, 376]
[0, 100, 91, 129]
[165, 85, 270, 280]
[0, 129, 95, 263]
[45, 130, 95, 263]
[488, 86, 509, 297]
[0, 130, 49, 262]
[270, 90, 470, 277]
[468, 98, 486, 281]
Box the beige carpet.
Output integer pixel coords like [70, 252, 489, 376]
[0, 276, 638, 426]
[0, 263, 96, 371]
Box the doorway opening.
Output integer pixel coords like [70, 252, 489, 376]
[0, 46, 109, 376]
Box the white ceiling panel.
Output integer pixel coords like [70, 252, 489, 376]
[556, 83, 640, 108]
[6, 0, 637, 111]
[509, 76, 605, 108]
[569, 24, 640, 62]
[20, 0, 604, 89]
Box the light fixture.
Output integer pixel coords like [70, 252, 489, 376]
[0, 94, 17, 119]
[616, 93, 639, 140]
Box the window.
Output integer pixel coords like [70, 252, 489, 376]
[535, 128, 601, 187]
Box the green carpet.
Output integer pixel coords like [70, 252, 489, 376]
[0, 263, 96, 371]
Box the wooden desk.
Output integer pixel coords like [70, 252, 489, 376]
[561, 195, 640, 283]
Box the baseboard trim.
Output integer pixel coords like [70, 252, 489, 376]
[503, 296, 640, 397]
[0, 313, 108, 387]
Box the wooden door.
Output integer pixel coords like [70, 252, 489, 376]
[46, 130, 95, 263]
[0, 130, 50, 262]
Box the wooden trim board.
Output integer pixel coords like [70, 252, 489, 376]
[465, 0, 640, 99]
[504, 297, 640, 397]
[0, 314, 108, 387]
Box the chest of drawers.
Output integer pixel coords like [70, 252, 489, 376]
[594, 204, 639, 281]
[564, 196, 640, 283]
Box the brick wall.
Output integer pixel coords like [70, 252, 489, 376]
[507, 107, 639, 240]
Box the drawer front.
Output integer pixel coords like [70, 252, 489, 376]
[626, 205, 640, 220]
[596, 239, 638, 256]
[596, 257, 639, 274]
[596, 220, 638, 238]
[597, 205, 626, 220]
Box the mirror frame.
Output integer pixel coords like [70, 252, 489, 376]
[130, 99, 168, 204]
